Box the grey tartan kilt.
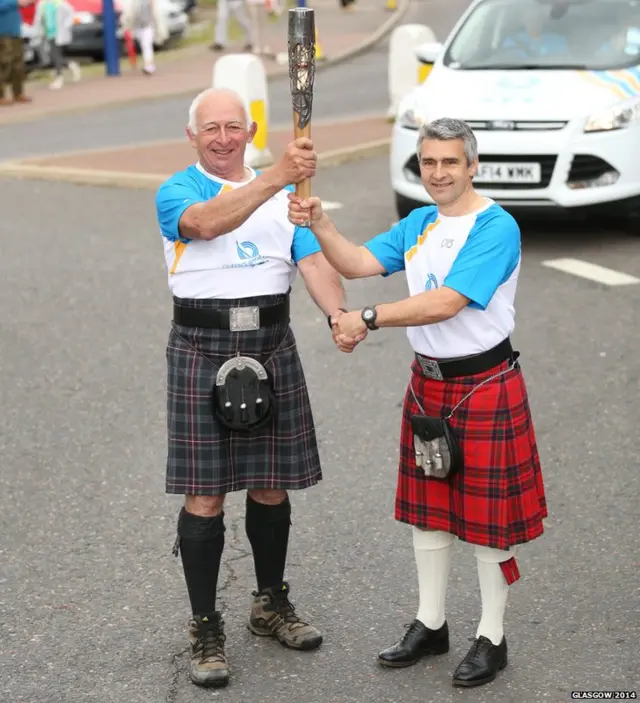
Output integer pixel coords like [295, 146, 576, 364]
[165, 293, 322, 495]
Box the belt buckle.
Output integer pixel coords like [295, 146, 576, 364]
[229, 306, 260, 331]
[418, 355, 444, 381]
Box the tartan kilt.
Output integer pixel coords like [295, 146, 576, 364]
[165, 293, 322, 495]
[396, 356, 547, 550]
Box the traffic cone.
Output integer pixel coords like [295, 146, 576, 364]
[315, 28, 325, 61]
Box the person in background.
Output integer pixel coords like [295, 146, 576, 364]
[120, 0, 168, 75]
[210, 0, 253, 53]
[33, 0, 81, 90]
[0, 0, 33, 105]
[499, 3, 569, 59]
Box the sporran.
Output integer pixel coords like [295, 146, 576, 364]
[410, 354, 519, 480]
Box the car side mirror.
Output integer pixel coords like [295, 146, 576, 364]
[415, 42, 443, 65]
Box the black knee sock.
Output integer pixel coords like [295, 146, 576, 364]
[176, 507, 225, 617]
[245, 494, 291, 592]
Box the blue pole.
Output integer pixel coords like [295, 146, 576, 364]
[102, 0, 120, 76]
[296, 0, 306, 6]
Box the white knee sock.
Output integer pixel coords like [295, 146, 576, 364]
[475, 546, 513, 646]
[413, 528, 455, 630]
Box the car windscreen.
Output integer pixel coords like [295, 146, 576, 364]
[442, 0, 640, 71]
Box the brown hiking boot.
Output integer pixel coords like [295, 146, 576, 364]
[187, 613, 229, 687]
[247, 581, 323, 651]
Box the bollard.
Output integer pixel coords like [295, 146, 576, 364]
[212, 54, 273, 168]
[315, 27, 325, 61]
[102, 0, 120, 76]
[385, 0, 397, 11]
[387, 24, 437, 119]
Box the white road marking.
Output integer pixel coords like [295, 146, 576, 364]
[322, 200, 343, 211]
[541, 258, 640, 286]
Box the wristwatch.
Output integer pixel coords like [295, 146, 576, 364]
[361, 306, 379, 330]
[327, 307, 348, 329]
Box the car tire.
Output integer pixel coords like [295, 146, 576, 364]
[395, 192, 421, 220]
[624, 197, 640, 236]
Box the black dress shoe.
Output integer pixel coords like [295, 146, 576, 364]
[378, 619, 449, 668]
[452, 635, 507, 687]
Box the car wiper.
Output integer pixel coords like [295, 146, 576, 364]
[460, 63, 588, 70]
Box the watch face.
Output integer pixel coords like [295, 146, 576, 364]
[363, 309, 374, 320]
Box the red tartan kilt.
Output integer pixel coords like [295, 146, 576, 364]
[396, 357, 547, 550]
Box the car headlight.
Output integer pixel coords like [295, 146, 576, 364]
[584, 98, 640, 133]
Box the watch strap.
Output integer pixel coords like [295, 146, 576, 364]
[361, 306, 379, 330]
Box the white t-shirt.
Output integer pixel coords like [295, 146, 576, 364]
[364, 199, 521, 359]
[155, 163, 321, 299]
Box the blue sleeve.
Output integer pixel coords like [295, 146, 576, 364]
[291, 225, 322, 263]
[155, 175, 207, 243]
[443, 208, 520, 310]
[362, 219, 407, 276]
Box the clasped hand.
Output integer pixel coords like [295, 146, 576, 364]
[329, 310, 368, 354]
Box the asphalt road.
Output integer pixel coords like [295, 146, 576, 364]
[0, 0, 471, 161]
[1, 151, 638, 703]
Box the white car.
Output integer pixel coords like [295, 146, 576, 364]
[390, 0, 640, 229]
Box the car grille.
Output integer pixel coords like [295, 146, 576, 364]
[464, 120, 567, 131]
[567, 155, 616, 183]
[404, 153, 557, 189]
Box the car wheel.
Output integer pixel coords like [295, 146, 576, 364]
[624, 197, 640, 236]
[395, 192, 421, 220]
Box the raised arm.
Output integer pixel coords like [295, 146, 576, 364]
[308, 212, 386, 279]
[179, 171, 284, 240]
[288, 194, 392, 279]
[174, 138, 316, 241]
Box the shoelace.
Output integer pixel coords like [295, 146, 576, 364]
[273, 594, 309, 631]
[401, 620, 426, 641]
[466, 636, 491, 660]
[196, 626, 226, 663]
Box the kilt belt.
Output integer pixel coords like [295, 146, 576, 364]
[173, 297, 290, 331]
[414, 337, 515, 380]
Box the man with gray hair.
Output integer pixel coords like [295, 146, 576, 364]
[155, 87, 359, 689]
[288, 117, 547, 688]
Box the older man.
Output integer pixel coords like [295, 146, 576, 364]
[288, 117, 547, 688]
[155, 87, 355, 689]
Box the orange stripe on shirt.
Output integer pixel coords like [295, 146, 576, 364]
[169, 182, 233, 274]
[405, 219, 440, 262]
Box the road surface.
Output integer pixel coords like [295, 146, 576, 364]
[0, 151, 638, 703]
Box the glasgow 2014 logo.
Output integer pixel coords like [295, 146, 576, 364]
[425, 273, 438, 290]
[223, 241, 267, 269]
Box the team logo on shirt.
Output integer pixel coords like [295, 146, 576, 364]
[425, 273, 439, 291]
[223, 241, 268, 269]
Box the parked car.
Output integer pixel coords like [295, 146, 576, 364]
[22, 0, 188, 62]
[390, 0, 640, 228]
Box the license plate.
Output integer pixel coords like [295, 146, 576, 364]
[475, 162, 541, 184]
